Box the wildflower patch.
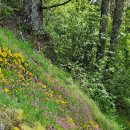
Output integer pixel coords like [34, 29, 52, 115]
[0, 47, 77, 129]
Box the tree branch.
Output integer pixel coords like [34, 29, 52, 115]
[41, 0, 72, 9]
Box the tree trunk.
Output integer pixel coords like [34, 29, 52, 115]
[23, 0, 43, 33]
[109, 0, 125, 55]
[106, 0, 125, 69]
[96, 0, 110, 61]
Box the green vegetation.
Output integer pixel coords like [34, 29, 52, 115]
[0, 27, 121, 130]
[1, 0, 130, 129]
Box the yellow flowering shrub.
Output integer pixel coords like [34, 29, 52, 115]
[0, 47, 35, 91]
[0, 47, 49, 94]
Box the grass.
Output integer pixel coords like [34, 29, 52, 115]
[0, 27, 122, 130]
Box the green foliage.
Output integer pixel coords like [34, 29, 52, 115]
[0, 0, 22, 16]
[0, 0, 130, 129]
[0, 27, 122, 130]
[0, 2, 14, 16]
[44, 1, 130, 129]
[44, 1, 100, 68]
[72, 65, 116, 112]
[44, 0, 116, 113]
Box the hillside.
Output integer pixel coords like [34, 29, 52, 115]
[0, 27, 121, 130]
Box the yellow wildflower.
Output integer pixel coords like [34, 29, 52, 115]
[68, 117, 75, 126]
[42, 84, 47, 89]
[0, 50, 2, 55]
[89, 120, 95, 126]
[0, 68, 2, 73]
[14, 127, 20, 130]
[14, 60, 19, 65]
[1, 52, 7, 57]
[21, 66, 25, 72]
[0, 57, 3, 62]
[13, 53, 24, 62]
[4, 88, 9, 93]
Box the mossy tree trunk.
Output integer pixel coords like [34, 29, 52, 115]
[106, 0, 125, 69]
[23, 0, 43, 33]
[110, 0, 125, 53]
[96, 0, 110, 62]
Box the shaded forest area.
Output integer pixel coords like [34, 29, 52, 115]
[0, 0, 130, 129]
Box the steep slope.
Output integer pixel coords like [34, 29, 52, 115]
[0, 27, 120, 130]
